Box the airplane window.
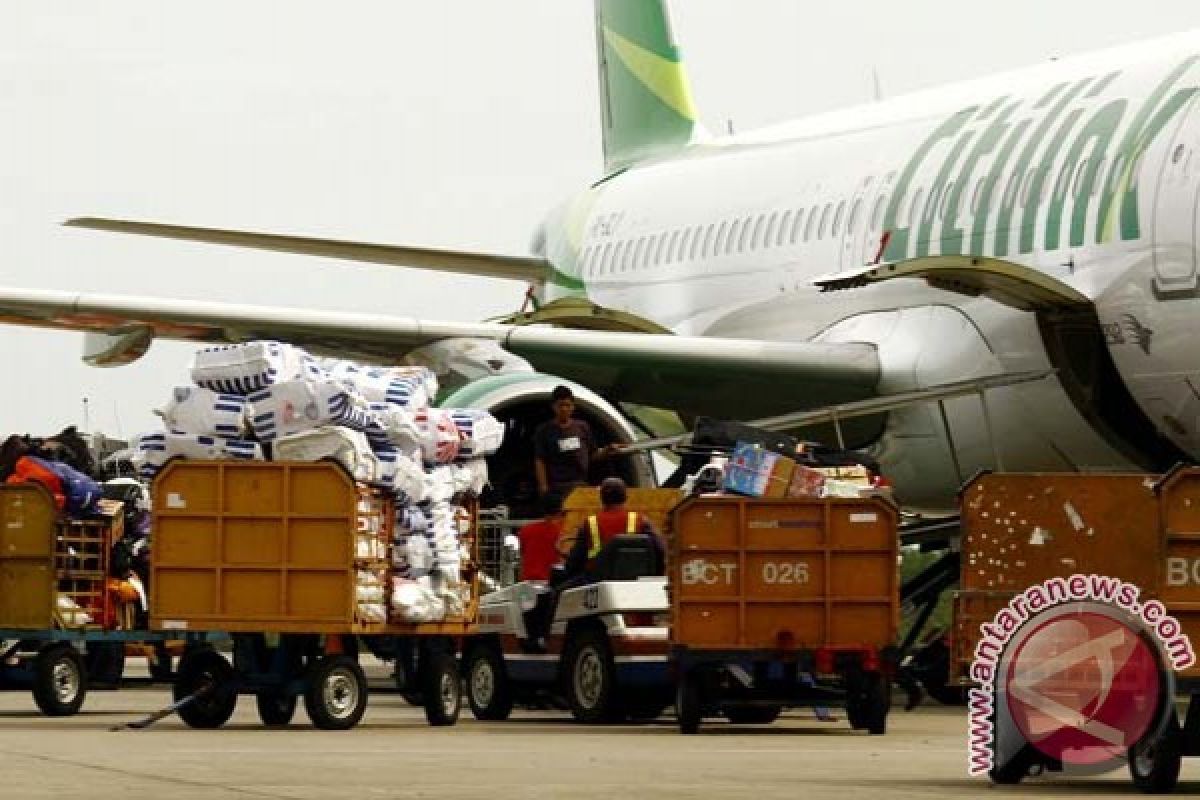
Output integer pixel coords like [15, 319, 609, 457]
[688, 226, 701, 261]
[701, 224, 715, 258]
[714, 221, 729, 256]
[792, 209, 806, 243]
[750, 215, 766, 250]
[765, 213, 779, 248]
[1173, 143, 1187, 164]
[804, 207, 817, 241]
[1072, 158, 1089, 197]
[630, 238, 644, 271]
[610, 241, 624, 274]
[777, 211, 792, 246]
[667, 230, 681, 263]
[832, 201, 845, 236]
[738, 216, 753, 252]
[818, 203, 832, 239]
[870, 195, 886, 230]
[726, 219, 741, 255]
[679, 228, 693, 262]
[847, 198, 862, 234]
[599, 243, 612, 275]
[1092, 158, 1106, 196]
[622, 240, 635, 272]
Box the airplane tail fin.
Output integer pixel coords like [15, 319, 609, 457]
[595, 0, 700, 172]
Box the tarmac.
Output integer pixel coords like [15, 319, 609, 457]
[0, 662, 1195, 799]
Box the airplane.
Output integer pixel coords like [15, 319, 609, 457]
[2, 0, 1200, 511]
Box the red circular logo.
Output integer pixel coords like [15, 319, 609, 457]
[1003, 610, 1162, 766]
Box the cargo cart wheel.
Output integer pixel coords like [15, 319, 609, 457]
[846, 671, 890, 735]
[464, 643, 512, 721]
[421, 649, 462, 727]
[563, 628, 619, 724]
[304, 655, 368, 731]
[174, 649, 237, 729]
[255, 691, 298, 727]
[725, 705, 782, 725]
[676, 669, 702, 735]
[989, 743, 1038, 785]
[84, 641, 126, 688]
[32, 644, 87, 717]
[1129, 712, 1182, 794]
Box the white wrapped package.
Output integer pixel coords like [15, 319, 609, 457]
[273, 427, 380, 484]
[452, 460, 489, 496]
[424, 467, 457, 505]
[134, 431, 262, 478]
[57, 595, 93, 627]
[378, 449, 426, 503]
[247, 379, 381, 442]
[369, 403, 422, 450]
[158, 387, 248, 438]
[415, 408, 462, 464]
[403, 534, 434, 576]
[322, 361, 439, 410]
[191, 341, 324, 394]
[396, 505, 430, 536]
[357, 603, 387, 623]
[391, 578, 445, 623]
[448, 409, 504, 458]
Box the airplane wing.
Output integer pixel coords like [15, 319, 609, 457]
[0, 287, 880, 421]
[64, 218, 557, 285]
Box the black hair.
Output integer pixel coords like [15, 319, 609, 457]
[550, 385, 574, 402]
[541, 491, 565, 516]
[599, 476, 627, 507]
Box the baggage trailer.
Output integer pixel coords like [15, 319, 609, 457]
[0, 484, 180, 715]
[952, 469, 1200, 792]
[668, 495, 899, 734]
[150, 460, 480, 730]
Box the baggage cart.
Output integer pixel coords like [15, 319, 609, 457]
[0, 484, 181, 716]
[952, 469, 1200, 791]
[668, 494, 899, 734]
[150, 460, 480, 730]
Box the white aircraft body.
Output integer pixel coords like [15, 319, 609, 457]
[2, 1, 1200, 510]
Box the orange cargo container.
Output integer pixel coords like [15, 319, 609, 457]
[149, 460, 479, 730]
[952, 469, 1200, 791]
[668, 494, 899, 734]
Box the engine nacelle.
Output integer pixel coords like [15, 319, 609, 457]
[82, 328, 154, 367]
[441, 372, 655, 514]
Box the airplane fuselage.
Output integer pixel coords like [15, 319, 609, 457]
[541, 31, 1200, 507]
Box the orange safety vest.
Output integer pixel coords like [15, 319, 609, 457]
[586, 511, 639, 561]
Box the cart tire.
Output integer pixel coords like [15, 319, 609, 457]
[1129, 712, 1182, 794]
[563, 627, 619, 724]
[676, 670, 702, 735]
[304, 655, 368, 731]
[725, 705, 782, 725]
[846, 671, 890, 735]
[32, 644, 87, 717]
[84, 641, 125, 687]
[255, 691, 298, 727]
[421, 649, 462, 727]
[989, 743, 1038, 785]
[174, 648, 237, 729]
[464, 643, 512, 721]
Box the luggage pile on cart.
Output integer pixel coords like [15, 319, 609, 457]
[133, 340, 503, 627]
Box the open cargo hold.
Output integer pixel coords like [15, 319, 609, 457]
[952, 469, 1200, 791]
[557, 487, 682, 557]
[668, 494, 899, 734]
[150, 460, 479, 730]
[0, 484, 175, 717]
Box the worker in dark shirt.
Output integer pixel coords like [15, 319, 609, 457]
[561, 477, 664, 585]
[533, 385, 617, 497]
[517, 492, 565, 583]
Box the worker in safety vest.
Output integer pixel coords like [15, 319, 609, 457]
[560, 477, 664, 584]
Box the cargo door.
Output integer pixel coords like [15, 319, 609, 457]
[0, 486, 56, 629]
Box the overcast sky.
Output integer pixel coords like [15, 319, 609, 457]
[2, 1, 1197, 438]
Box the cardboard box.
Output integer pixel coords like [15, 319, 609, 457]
[786, 465, 827, 499]
[723, 442, 797, 498]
